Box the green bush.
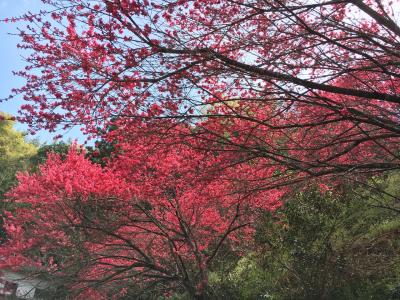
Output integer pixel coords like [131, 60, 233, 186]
[208, 178, 400, 300]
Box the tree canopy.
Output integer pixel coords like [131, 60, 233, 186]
[8, 0, 400, 179]
[1, 0, 400, 299]
[0, 112, 36, 200]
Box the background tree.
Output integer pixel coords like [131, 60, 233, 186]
[209, 181, 400, 300]
[0, 113, 37, 241]
[0, 113, 37, 199]
[30, 141, 70, 167]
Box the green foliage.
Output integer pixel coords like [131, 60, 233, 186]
[0, 114, 37, 240]
[86, 123, 118, 166]
[0, 114, 37, 199]
[29, 141, 70, 168]
[208, 179, 400, 300]
[86, 138, 116, 166]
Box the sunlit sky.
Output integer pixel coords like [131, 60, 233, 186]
[0, 0, 85, 144]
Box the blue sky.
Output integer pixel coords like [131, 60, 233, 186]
[0, 0, 85, 144]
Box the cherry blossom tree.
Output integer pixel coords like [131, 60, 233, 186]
[0, 139, 283, 298]
[5, 0, 399, 179]
[1, 0, 400, 298]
